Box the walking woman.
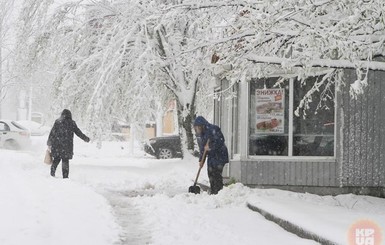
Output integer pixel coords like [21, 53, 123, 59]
[47, 109, 90, 178]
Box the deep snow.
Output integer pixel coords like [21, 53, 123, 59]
[1, 137, 384, 245]
[0, 150, 120, 245]
[248, 189, 385, 244]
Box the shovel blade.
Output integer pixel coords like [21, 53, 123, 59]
[188, 185, 201, 194]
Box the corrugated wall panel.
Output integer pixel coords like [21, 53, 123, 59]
[353, 96, 361, 185]
[341, 73, 351, 186]
[243, 161, 337, 187]
[329, 162, 334, 186]
[344, 71, 355, 186]
[302, 162, 308, 185]
[282, 163, 287, 185]
[380, 72, 385, 186]
[366, 73, 374, 187]
[361, 79, 369, 186]
[341, 70, 385, 187]
[266, 162, 274, 185]
[319, 163, 325, 186]
[314, 162, 320, 186]
[295, 163, 303, 185]
[278, 163, 285, 185]
[246, 163, 253, 184]
[290, 163, 296, 185]
[373, 71, 381, 186]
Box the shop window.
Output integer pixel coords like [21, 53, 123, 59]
[249, 76, 335, 157]
[293, 77, 335, 156]
[249, 78, 289, 156]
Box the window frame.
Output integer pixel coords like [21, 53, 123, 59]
[247, 78, 337, 160]
[231, 82, 240, 157]
[213, 87, 222, 126]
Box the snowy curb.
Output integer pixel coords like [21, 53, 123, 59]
[246, 203, 339, 245]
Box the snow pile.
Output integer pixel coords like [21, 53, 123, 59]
[131, 184, 317, 245]
[4, 139, 383, 245]
[0, 150, 120, 245]
[65, 139, 315, 245]
[247, 189, 385, 244]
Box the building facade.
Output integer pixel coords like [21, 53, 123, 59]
[216, 69, 385, 197]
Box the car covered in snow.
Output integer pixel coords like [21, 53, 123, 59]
[0, 120, 31, 150]
[144, 135, 183, 159]
[16, 120, 51, 136]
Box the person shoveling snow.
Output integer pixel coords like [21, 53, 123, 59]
[193, 116, 229, 195]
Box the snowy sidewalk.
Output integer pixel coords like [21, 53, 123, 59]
[247, 189, 385, 245]
[0, 150, 120, 245]
[101, 190, 152, 245]
[7, 139, 384, 245]
[68, 141, 318, 245]
[129, 184, 318, 245]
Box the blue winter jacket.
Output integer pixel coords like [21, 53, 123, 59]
[194, 116, 229, 167]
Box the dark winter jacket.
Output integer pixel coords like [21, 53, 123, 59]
[194, 116, 229, 167]
[47, 109, 90, 159]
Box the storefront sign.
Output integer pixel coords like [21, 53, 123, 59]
[255, 89, 285, 134]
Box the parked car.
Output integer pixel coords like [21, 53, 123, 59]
[16, 120, 51, 136]
[144, 135, 183, 159]
[0, 120, 31, 150]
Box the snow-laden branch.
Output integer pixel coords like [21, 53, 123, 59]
[245, 55, 385, 71]
[162, 1, 263, 11]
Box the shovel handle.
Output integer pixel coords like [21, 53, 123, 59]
[193, 167, 202, 187]
[194, 141, 209, 186]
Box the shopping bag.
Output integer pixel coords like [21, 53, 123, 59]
[44, 150, 53, 165]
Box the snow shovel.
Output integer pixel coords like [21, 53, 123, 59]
[188, 148, 208, 194]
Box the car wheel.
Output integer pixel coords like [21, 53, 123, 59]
[158, 148, 173, 159]
[4, 140, 20, 150]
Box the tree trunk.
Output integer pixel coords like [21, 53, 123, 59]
[177, 102, 196, 153]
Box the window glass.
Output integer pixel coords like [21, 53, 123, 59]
[0, 122, 10, 131]
[249, 78, 289, 156]
[293, 77, 335, 156]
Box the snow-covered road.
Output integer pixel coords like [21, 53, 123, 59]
[0, 138, 319, 245]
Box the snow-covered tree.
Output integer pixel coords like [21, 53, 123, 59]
[208, 0, 384, 110]
[0, 0, 16, 117]
[18, 0, 385, 150]
[144, 2, 220, 151]
[11, 0, 57, 120]
[167, 0, 385, 115]
[24, 1, 174, 140]
[24, 0, 217, 150]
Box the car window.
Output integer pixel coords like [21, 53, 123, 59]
[0, 122, 10, 131]
[11, 121, 27, 130]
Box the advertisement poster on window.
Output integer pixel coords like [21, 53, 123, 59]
[255, 89, 285, 134]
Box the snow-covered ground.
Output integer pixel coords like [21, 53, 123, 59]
[0, 150, 120, 245]
[248, 189, 385, 244]
[1, 137, 384, 245]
